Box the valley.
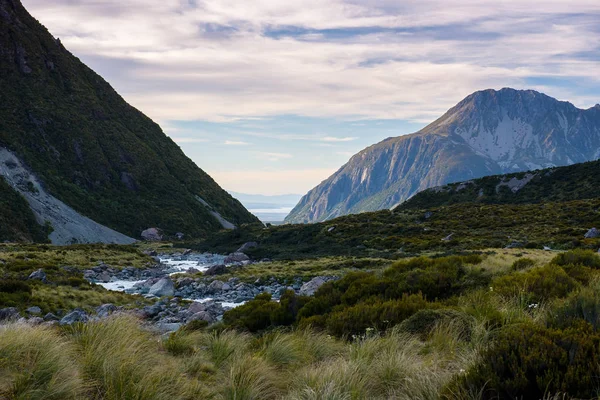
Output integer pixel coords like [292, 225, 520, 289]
[1, 0, 600, 399]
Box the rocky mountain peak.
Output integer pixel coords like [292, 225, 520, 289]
[285, 89, 600, 224]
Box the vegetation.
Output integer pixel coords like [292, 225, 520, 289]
[0, 244, 152, 314]
[0, 179, 49, 242]
[399, 159, 600, 210]
[188, 197, 600, 259]
[0, 0, 258, 241]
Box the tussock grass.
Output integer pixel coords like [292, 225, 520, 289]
[0, 323, 83, 400]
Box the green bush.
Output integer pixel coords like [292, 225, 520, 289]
[492, 264, 578, 301]
[0, 279, 32, 294]
[325, 294, 431, 337]
[552, 249, 600, 268]
[511, 257, 535, 270]
[451, 322, 600, 399]
[398, 309, 474, 340]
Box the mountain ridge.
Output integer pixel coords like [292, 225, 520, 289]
[285, 88, 600, 224]
[0, 0, 259, 243]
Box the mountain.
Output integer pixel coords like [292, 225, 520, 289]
[398, 159, 600, 210]
[0, 0, 258, 244]
[285, 88, 600, 223]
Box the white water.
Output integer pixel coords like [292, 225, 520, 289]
[97, 280, 144, 291]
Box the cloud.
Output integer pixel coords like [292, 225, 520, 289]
[321, 136, 357, 142]
[21, 0, 600, 125]
[224, 140, 251, 145]
[171, 137, 209, 143]
[258, 152, 294, 161]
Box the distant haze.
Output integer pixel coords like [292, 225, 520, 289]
[230, 192, 303, 223]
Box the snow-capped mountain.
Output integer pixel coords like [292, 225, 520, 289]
[285, 88, 600, 224]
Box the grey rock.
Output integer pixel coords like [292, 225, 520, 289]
[442, 233, 454, 242]
[26, 306, 42, 315]
[237, 242, 258, 253]
[148, 277, 175, 297]
[28, 269, 47, 282]
[299, 277, 330, 296]
[60, 309, 89, 325]
[222, 283, 232, 291]
[176, 232, 185, 240]
[327, 226, 336, 232]
[27, 317, 44, 325]
[141, 228, 163, 241]
[44, 313, 60, 321]
[189, 311, 215, 324]
[204, 264, 227, 276]
[207, 280, 225, 293]
[155, 323, 182, 333]
[585, 228, 600, 239]
[142, 304, 162, 318]
[0, 307, 20, 321]
[96, 304, 118, 318]
[224, 252, 250, 263]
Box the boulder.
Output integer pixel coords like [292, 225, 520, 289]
[327, 226, 336, 232]
[96, 304, 118, 318]
[189, 311, 215, 324]
[237, 242, 258, 253]
[44, 312, 60, 321]
[585, 228, 600, 239]
[26, 306, 42, 315]
[299, 276, 330, 296]
[441, 233, 454, 241]
[27, 317, 44, 325]
[155, 323, 182, 333]
[175, 232, 185, 240]
[204, 264, 227, 276]
[207, 280, 225, 293]
[28, 269, 47, 283]
[142, 304, 163, 318]
[148, 278, 175, 297]
[0, 307, 20, 321]
[141, 228, 163, 241]
[60, 309, 89, 325]
[224, 252, 250, 264]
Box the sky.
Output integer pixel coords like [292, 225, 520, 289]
[22, 0, 600, 195]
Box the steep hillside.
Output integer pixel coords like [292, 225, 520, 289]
[0, 0, 258, 242]
[286, 89, 600, 223]
[399, 159, 600, 210]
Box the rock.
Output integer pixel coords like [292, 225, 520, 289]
[60, 309, 89, 325]
[27, 317, 44, 325]
[177, 277, 194, 287]
[584, 228, 600, 239]
[424, 211, 433, 219]
[96, 304, 117, 318]
[43, 313, 60, 321]
[142, 304, 162, 318]
[505, 241, 524, 249]
[28, 269, 47, 283]
[204, 264, 227, 276]
[543, 246, 552, 251]
[299, 277, 330, 296]
[327, 226, 336, 232]
[176, 232, 185, 240]
[155, 323, 182, 333]
[224, 252, 250, 264]
[141, 228, 163, 241]
[237, 242, 258, 253]
[222, 283, 232, 291]
[207, 280, 225, 293]
[148, 277, 175, 297]
[26, 306, 42, 315]
[441, 233, 454, 242]
[0, 307, 20, 321]
[189, 311, 215, 324]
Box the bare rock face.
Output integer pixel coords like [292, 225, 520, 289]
[299, 276, 334, 296]
[286, 89, 600, 224]
[141, 228, 163, 241]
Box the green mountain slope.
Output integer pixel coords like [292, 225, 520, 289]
[0, 178, 48, 242]
[398, 159, 600, 210]
[0, 0, 258, 241]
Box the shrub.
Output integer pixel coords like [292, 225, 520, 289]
[549, 281, 600, 330]
[398, 309, 474, 340]
[552, 249, 600, 268]
[0, 279, 32, 294]
[452, 323, 600, 399]
[325, 294, 431, 337]
[511, 257, 535, 271]
[492, 264, 578, 301]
